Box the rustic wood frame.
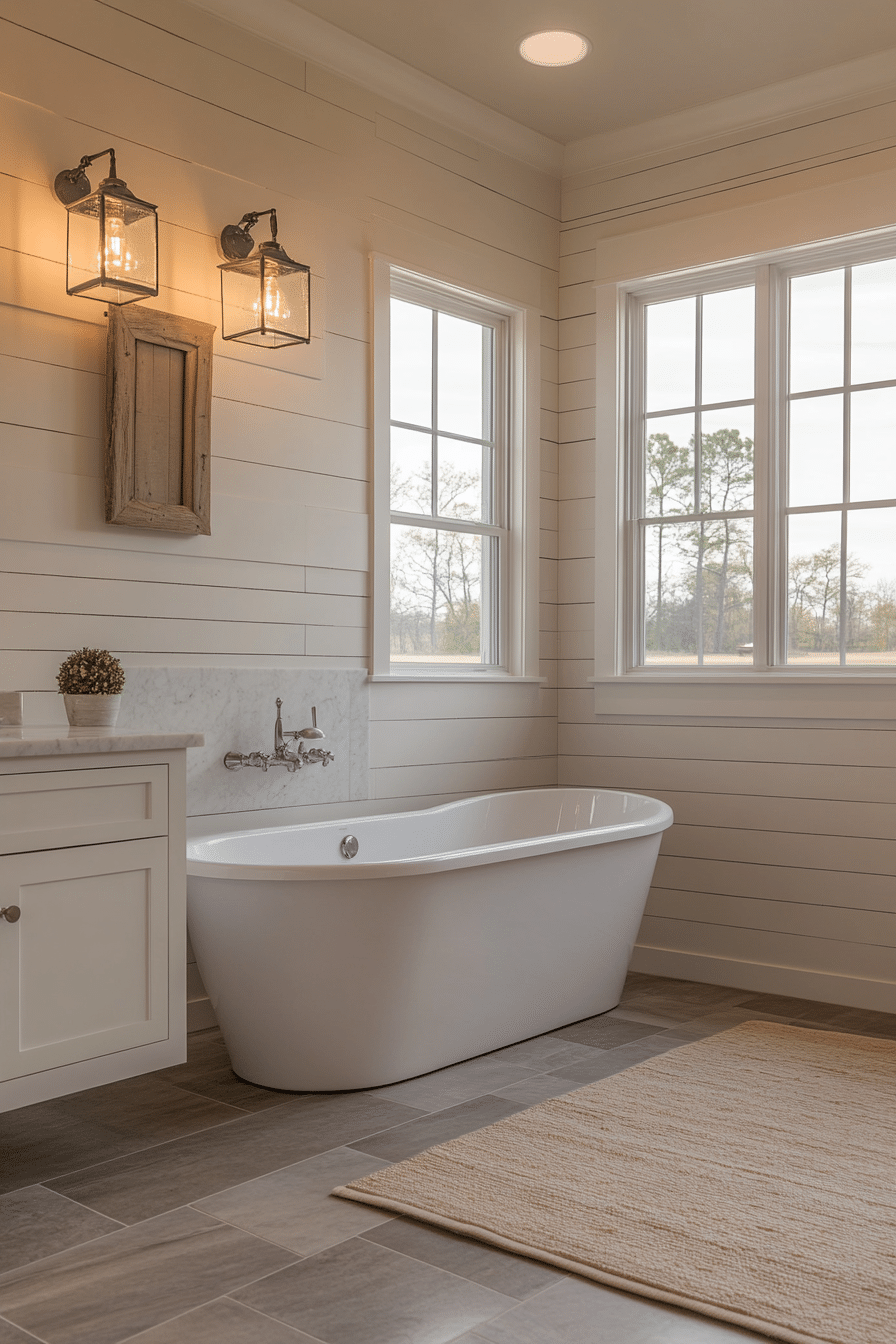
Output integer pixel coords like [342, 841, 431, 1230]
[105, 307, 215, 533]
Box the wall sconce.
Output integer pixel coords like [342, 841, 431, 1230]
[54, 148, 158, 305]
[219, 209, 310, 348]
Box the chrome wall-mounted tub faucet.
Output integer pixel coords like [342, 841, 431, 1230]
[224, 698, 335, 771]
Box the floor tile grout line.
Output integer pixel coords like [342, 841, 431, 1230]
[145, 1077, 263, 1114]
[16, 1107, 275, 1196]
[183, 1201, 317, 1259]
[222, 1294, 332, 1344]
[353, 1227, 563, 1301]
[27, 1184, 127, 1230]
[0, 1311, 50, 1344]
[15, 1094, 428, 1204]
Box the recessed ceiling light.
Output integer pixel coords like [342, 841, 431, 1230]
[519, 30, 591, 67]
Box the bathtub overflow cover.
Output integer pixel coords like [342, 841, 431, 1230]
[340, 834, 359, 860]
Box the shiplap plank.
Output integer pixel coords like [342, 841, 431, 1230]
[1, 423, 101, 478]
[561, 724, 896, 768]
[644, 889, 896, 947]
[2, 651, 341, 692]
[644, 788, 895, 841]
[212, 400, 368, 482]
[1, 610, 308, 657]
[106, 0, 311, 90]
[305, 625, 367, 657]
[637, 916, 896, 982]
[372, 756, 557, 799]
[653, 855, 896, 914]
[369, 716, 556, 768]
[0, 354, 102, 440]
[0, 541, 308, 595]
[660, 824, 895, 877]
[571, 754, 895, 804]
[0, 304, 105, 372]
[306, 567, 368, 598]
[2, 572, 366, 628]
[370, 682, 556, 721]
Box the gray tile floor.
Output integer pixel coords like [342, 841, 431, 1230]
[2, 973, 894, 1344]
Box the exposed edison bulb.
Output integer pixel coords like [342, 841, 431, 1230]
[102, 207, 132, 273]
[253, 276, 290, 323]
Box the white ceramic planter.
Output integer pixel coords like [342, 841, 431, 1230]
[63, 694, 122, 727]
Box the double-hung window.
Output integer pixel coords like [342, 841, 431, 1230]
[372, 261, 539, 678]
[625, 237, 896, 672]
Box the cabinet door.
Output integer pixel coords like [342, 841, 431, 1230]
[0, 838, 169, 1081]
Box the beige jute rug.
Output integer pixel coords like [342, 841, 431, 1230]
[335, 1022, 896, 1344]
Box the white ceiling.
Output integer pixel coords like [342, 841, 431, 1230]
[283, 0, 896, 144]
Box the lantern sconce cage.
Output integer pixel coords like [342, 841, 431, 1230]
[54, 147, 159, 305]
[218, 208, 311, 348]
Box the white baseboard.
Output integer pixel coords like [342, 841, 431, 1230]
[187, 997, 218, 1032]
[629, 945, 895, 1013]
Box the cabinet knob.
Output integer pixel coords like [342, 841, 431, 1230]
[1, 906, 20, 923]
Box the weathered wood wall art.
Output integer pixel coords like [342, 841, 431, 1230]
[105, 307, 215, 533]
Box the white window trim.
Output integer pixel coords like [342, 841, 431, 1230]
[370, 255, 542, 681]
[593, 227, 896, 685]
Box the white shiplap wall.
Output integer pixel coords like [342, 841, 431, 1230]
[558, 93, 896, 1012]
[0, 0, 560, 812]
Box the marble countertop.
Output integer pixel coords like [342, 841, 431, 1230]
[0, 727, 205, 758]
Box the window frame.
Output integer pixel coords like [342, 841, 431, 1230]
[370, 257, 541, 681]
[615, 230, 896, 682]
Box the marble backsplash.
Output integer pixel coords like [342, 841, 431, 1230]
[117, 668, 369, 819]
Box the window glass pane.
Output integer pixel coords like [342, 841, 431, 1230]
[390, 524, 484, 663]
[700, 407, 754, 513]
[645, 297, 696, 412]
[787, 511, 842, 664]
[437, 437, 490, 523]
[437, 313, 491, 440]
[391, 299, 432, 427]
[844, 507, 896, 665]
[788, 395, 843, 507]
[644, 414, 694, 516]
[390, 427, 431, 514]
[849, 387, 896, 503]
[701, 287, 754, 405]
[643, 518, 753, 665]
[851, 258, 896, 386]
[789, 270, 844, 394]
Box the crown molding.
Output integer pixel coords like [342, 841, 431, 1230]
[564, 45, 896, 178]
[183, 0, 563, 175]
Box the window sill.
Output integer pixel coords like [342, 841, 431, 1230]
[369, 673, 548, 684]
[589, 672, 896, 685]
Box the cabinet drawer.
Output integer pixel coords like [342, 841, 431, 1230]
[0, 766, 168, 854]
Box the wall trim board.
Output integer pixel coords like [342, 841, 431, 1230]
[628, 945, 895, 1014]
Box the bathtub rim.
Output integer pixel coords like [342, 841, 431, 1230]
[186, 786, 673, 882]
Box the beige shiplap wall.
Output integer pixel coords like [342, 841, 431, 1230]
[0, 0, 559, 807]
[558, 93, 896, 1011]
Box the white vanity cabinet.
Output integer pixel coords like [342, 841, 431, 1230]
[0, 732, 201, 1113]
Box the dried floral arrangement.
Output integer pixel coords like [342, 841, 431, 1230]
[57, 648, 126, 696]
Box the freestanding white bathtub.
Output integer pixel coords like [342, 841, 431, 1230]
[186, 788, 673, 1091]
